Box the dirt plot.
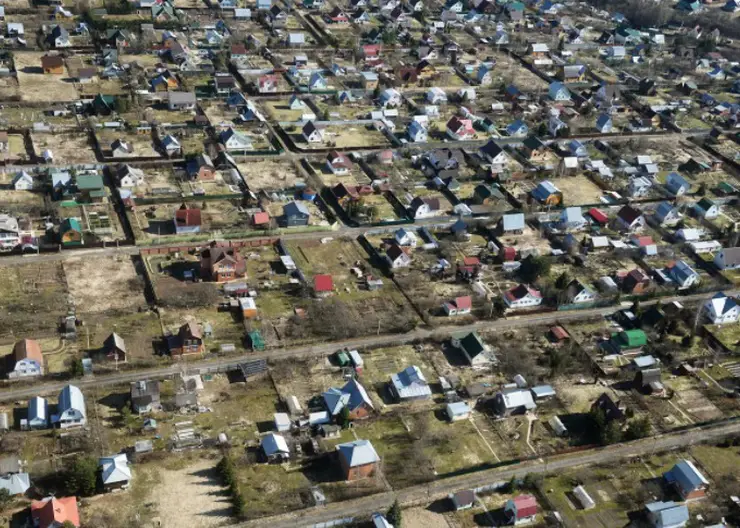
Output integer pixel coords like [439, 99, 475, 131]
[0, 189, 47, 217]
[63, 255, 146, 313]
[271, 358, 346, 412]
[97, 129, 162, 159]
[549, 174, 605, 206]
[292, 124, 390, 149]
[14, 52, 79, 103]
[238, 159, 305, 192]
[498, 225, 553, 256]
[31, 132, 98, 164]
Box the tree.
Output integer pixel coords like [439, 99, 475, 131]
[0, 489, 11, 511]
[114, 97, 131, 114]
[338, 406, 351, 429]
[62, 522, 77, 528]
[519, 255, 551, 283]
[555, 271, 570, 290]
[69, 358, 84, 378]
[387, 500, 402, 526]
[625, 416, 651, 440]
[120, 405, 137, 433]
[66, 456, 98, 497]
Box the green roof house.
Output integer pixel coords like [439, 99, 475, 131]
[76, 174, 106, 202]
[60, 218, 83, 246]
[612, 329, 647, 351]
[248, 330, 265, 351]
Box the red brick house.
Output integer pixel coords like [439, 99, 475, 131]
[337, 439, 380, 481]
[200, 242, 246, 282]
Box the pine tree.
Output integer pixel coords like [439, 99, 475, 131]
[387, 499, 402, 526]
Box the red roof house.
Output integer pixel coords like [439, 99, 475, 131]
[31, 497, 80, 528]
[443, 295, 472, 316]
[588, 207, 608, 225]
[631, 235, 654, 247]
[462, 256, 480, 267]
[313, 274, 334, 296]
[252, 211, 270, 226]
[504, 494, 538, 524]
[174, 205, 202, 234]
[502, 247, 517, 261]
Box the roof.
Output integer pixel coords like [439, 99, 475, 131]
[505, 284, 542, 302]
[498, 388, 536, 410]
[506, 494, 538, 519]
[337, 439, 380, 467]
[617, 205, 642, 225]
[502, 213, 525, 231]
[31, 497, 80, 528]
[645, 501, 689, 527]
[284, 200, 310, 217]
[588, 208, 609, 224]
[342, 378, 374, 411]
[531, 385, 556, 398]
[41, 55, 64, 68]
[168, 91, 196, 104]
[390, 365, 432, 399]
[13, 339, 42, 364]
[633, 355, 657, 369]
[313, 274, 333, 292]
[446, 401, 470, 416]
[57, 384, 85, 419]
[0, 473, 30, 495]
[174, 206, 201, 227]
[708, 292, 738, 316]
[100, 454, 131, 485]
[261, 432, 289, 456]
[720, 246, 740, 267]
[454, 331, 486, 357]
[666, 459, 709, 491]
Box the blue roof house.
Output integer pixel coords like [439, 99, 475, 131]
[596, 114, 613, 133]
[548, 81, 571, 101]
[27, 396, 48, 429]
[531, 180, 561, 203]
[664, 460, 709, 500]
[506, 120, 528, 137]
[645, 501, 689, 528]
[665, 172, 691, 196]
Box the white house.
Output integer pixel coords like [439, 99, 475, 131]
[302, 121, 324, 143]
[0, 215, 20, 251]
[503, 284, 543, 309]
[714, 246, 740, 270]
[7, 339, 43, 379]
[479, 140, 510, 173]
[704, 292, 740, 324]
[220, 127, 253, 153]
[665, 260, 700, 289]
[12, 171, 34, 191]
[386, 244, 412, 268]
[695, 198, 720, 219]
[53, 385, 86, 428]
[565, 280, 597, 304]
[100, 453, 132, 489]
[426, 87, 447, 104]
[394, 228, 417, 247]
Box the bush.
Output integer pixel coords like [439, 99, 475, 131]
[65, 456, 98, 497]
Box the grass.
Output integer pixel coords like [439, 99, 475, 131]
[233, 460, 311, 520]
[691, 444, 740, 478]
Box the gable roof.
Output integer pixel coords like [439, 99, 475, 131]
[100, 454, 131, 485]
[666, 460, 709, 491]
[337, 439, 380, 467]
[13, 339, 42, 364]
[31, 497, 80, 528]
[261, 432, 289, 455]
[617, 205, 642, 225]
[341, 378, 374, 411]
[390, 365, 431, 399]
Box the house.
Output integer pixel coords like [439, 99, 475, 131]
[493, 388, 537, 416]
[168, 91, 196, 111]
[506, 120, 528, 138]
[168, 322, 204, 357]
[635, 368, 664, 395]
[174, 205, 201, 234]
[446, 116, 475, 140]
[130, 380, 160, 414]
[449, 490, 476, 510]
[407, 120, 428, 143]
[628, 176, 652, 198]
[0, 473, 30, 496]
[313, 274, 333, 297]
[161, 135, 181, 157]
[596, 114, 613, 133]
[379, 88, 402, 107]
[476, 65, 493, 86]
[504, 284, 542, 310]
[385, 244, 412, 269]
[549, 82, 571, 101]
[505, 495, 538, 525]
[337, 439, 380, 480]
[323, 378, 373, 418]
[53, 385, 86, 428]
[479, 140, 510, 173]
[309, 72, 328, 91]
[655, 202, 681, 225]
[443, 295, 472, 316]
[473, 184, 505, 206]
[502, 213, 525, 234]
[60, 218, 83, 247]
[451, 331, 496, 367]
[302, 121, 324, 143]
[261, 433, 290, 461]
[446, 401, 471, 421]
[200, 242, 246, 282]
[714, 247, 740, 270]
[186, 153, 216, 181]
[565, 280, 596, 304]
[559, 64, 586, 82]
[591, 393, 625, 422]
[695, 197, 720, 219]
[616, 205, 645, 231]
[326, 151, 353, 174]
[12, 171, 34, 191]
[283, 201, 310, 227]
[214, 74, 236, 95]
[6, 339, 43, 379]
[394, 228, 417, 247]
[257, 74, 279, 93]
[409, 197, 441, 218]
[645, 501, 689, 528]
[31, 497, 80, 528]
[531, 181, 561, 205]
[103, 333, 126, 363]
[48, 26, 70, 48]
[623, 268, 650, 294]
[528, 43, 549, 57]
[427, 87, 447, 105]
[665, 260, 700, 288]
[389, 366, 431, 401]
[27, 397, 48, 429]
[100, 454, 132, 490]
[704, 292, 740, 324]
[560, 207, 586, 231]
[548, 115, 568, 136]
[41, 55, 64, 75]
[664, 460, 709, 500]
[220, 128, 253, 153]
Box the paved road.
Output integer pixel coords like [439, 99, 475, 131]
[234, 417, 740, 528]
[0, 288, 724, 402]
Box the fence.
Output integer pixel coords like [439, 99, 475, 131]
[139, 237, 278, 256]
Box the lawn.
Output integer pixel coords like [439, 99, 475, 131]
[233, 458, 311, 520]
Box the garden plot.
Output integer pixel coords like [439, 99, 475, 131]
[31, 132, 97, 164]
[497, 225, 553, 257]
[63, 255, 146, 313]
[291, 123, 391, 149]
[265, 199, 329, 227]
[271, 357, 347, 412]
[128, 166, 183, 199]
[550, 174, 605, 207]
[0, 188, 47, 217]
[14, 52, 79, 103]
[238, 159, 305, 193]
[263, 99, 308, 122]
[96, 129, 162, 159]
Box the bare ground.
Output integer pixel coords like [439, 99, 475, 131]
[63, 255, 145, 313]
[402, 507, 450, 528]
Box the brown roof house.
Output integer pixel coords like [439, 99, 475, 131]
[591, 392, 626, 422]
[623, 268, 650, 294]
[336, 439, 380, 481]
[174, 204, 202, 234]
[168, 322, 204, 358]
[41, 54, 64, 75]
[200, 242, 246, 282]
[103, 332, 126, 363]
[7, 339, 44, 379]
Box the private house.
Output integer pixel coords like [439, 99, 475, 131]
[389, 366, 432, 401]
[451, 331, 496, 367]
[596, 114, 613, 133]
[174, 205, 201, 234]
[261, 433, 290, 462]
[257, 74, 279, 93]
[99, 454, 132, 490]
[326, 151, 353, 174]
[214, 74, 236, 95]
[443, 295, 472, 316]
[12, 171, 34, 191]
[560, 207, 586, 230]
[117, 165, 145, 188]
[408, 120, 428, 143]
[313, 274, 333, 297]
[616, 205, 645, 231]
[446, 401, 471, 421]
[130, 380, 161, 414]
[623, 268, 650, 294]
[302, 121, 324, 143]
[7, 339, 43, 379]
[628, 176, 652, 198]
[565, 280, 596, 304]
[504, 495, 538, 525]
[75, 174, 106, 202]
[559, 64, 586, 82]
[531, 181, 561, 205]
[473, 184, 505, 205]
[450, 490, 475, 511]
[161, 135, 181, 157]
[591, 393, 625, 422]
[31, 497, 80, 528]
[200, 242, 246, 282]
[103, 333, 126, 363]
[634, 368, 664, 395]
[548, 81, 571, 101]
[168, 91, 196, 111]
[504, 284, 542, 309]
[608, 329, 647, 353]
[665, 260, 700, 288]
[385, 244, 412, 269]
[704, 292, 740, 324]
[394, 228, 417, 247]
[714, 246, 740, 270]
[502, 213, 525, 234]
[219, 128, 253, 154]
[0, 473, 30, 496]
[522, 137, 549, 163]
[493, 388, 536, 416]
[664, 460, 709, 500]
[337, 439, 380, 480]
[379, 88, 402, 107]
[694, 197, 720, 219]
[60, 218, 83, 247]
[53, 385, 86, 428]
[506, 120, 528, 137]
[645, 501, 689, 528]
[27, 397, 48, 429]
[446, 116, 475, 140]
[168, 322, 204, 357]
[476, 65, 493, 86]
[479, 140, 510, 173]
[655, 202, 681, 225]
[409, 197, 441, 219]
[283, 201, 310, 227]
[48, 26, 70, 48]
[665, 172, 691, 196]
[186, 153, 216, 180]
[41, 54, 64, 74]
[323, 378, 374, 419]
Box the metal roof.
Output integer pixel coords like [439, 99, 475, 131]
[337, 439, 380, 467]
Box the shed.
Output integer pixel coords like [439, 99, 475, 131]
[573, 485, 595, 509]
[446, 401, 471, 421]
[531, 385, 556, 399]
[274, 413, 291, 432]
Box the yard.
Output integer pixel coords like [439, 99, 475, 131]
[237, 159, 305, 192]
[14, 51, 79, 103]
[548, 174, 605, 207]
